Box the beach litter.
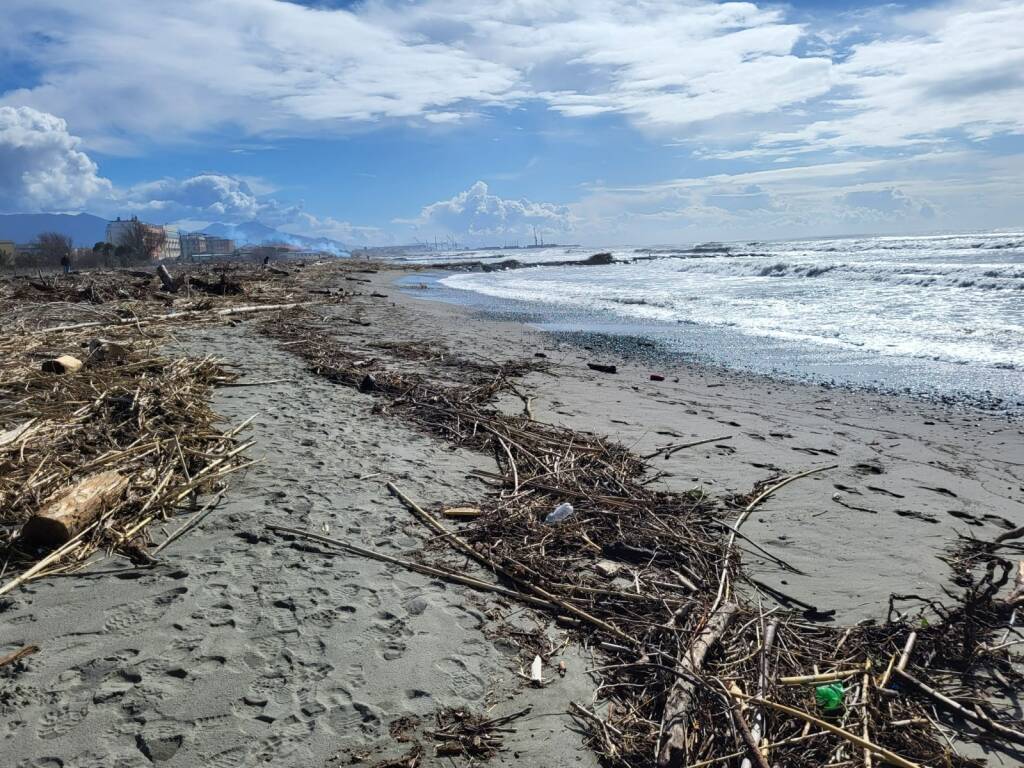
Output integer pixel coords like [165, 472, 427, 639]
[259, 291, 1024, 768]
[0, 262, 343, 594]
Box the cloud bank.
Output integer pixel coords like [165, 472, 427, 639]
[1, 0, 1020, 157]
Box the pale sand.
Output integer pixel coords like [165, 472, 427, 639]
[1, 264, 1021, 766]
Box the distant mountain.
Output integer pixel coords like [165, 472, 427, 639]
[0, 213, 109, 247]
[201, 220, 348, 255]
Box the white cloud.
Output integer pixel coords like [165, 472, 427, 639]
[121, 174, 302, 226]
[1, 0, 1020, 160]
[0, 106, 112, 212]
[407, 181, 573, 240]
[0, 0, 519, 150]
[755, 0, 1024, 152]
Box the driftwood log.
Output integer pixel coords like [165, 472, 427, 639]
[41, 355, 83, 374]
[21, 470, 129, 546]
[0, 644, 39, 669]
[658, 602, 738, 767]
[157, 264, 179, 293]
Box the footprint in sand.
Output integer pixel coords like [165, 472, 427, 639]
[435, 657, 485, 700]
[103, 587, 188, 633]
[36, 704, 89, 739]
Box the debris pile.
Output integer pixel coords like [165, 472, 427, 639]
[0, 262, 343, 592]
[264, 305, 1024, 768]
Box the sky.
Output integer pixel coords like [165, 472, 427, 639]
[0, 0, 1022, 246]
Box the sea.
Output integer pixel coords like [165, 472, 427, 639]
[396, 231, 1024, 413]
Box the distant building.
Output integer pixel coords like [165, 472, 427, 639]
[106, 216, 181, 261]
[0, 240, 14, 262]
[180, 233, 235, 260]
[180, 232, 207, 260]
[205, 236, 235, 256]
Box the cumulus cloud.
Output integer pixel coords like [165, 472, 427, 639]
[409, 181, 573, 240]
[0, 106, 112, 212]
[121, 174, 302, 226]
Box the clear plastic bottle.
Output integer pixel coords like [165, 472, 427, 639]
[545, 502, 574, 524]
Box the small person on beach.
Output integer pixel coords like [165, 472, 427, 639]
[60, 254, 70, 274]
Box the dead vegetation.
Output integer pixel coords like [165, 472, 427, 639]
[263, 301, 1024, 768]
[0, 262, 343, 593]
[3, 259, 1022, 767]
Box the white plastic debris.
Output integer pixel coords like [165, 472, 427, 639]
[545, 502, 574, 524]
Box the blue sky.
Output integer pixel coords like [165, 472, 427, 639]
[0, 0, 1022, 246]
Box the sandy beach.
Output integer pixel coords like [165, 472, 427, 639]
[2, 263, 1022, 767]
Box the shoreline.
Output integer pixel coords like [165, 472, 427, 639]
[2, 260, 1022, 766]
[383, 267, 1024, 622]
[399, 268, 1024, 418]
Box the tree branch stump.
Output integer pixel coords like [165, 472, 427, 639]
[21, 470, 128, 547]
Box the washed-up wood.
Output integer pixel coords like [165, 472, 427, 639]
[658, 602, 738, 767]
[265, 524, 554, 611]
[157, 264, 179, 293]
[442, 506, 481, 519]
[587, 362, 617, 374]
[894, 668, 1024, 746]
[737, 695, 922, 768]
[0, 644, 39, 669]
[779, 668, 864, 685]
[21, 470, 128, 546]
[0, 418, 36, 450]
[41, 355, 83, 374]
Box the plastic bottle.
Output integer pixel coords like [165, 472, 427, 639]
[545, 502, 574, 524]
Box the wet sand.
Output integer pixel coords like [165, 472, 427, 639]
[1, 263, 1021, 766]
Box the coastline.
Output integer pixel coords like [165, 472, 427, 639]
[1, 260, 1021, 766]
[385, 267, 1024, 621]
[402, 268, 1024, 417]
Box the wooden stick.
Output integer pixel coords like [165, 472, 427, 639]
[896, 631, 917, 672]
[711, 464, 837, 614]
[862, 659, 873, 768]
[31, 301, 322, 335]
[642, 435, 732, 461]
[152, 491, 225, 554]
[0, 644, 39, 669]
[741, 621, 777, 768]
[731, 698, 771, 768]
[266, 524, 553, 610]
[893, 668, 1024, 746]
[386, 481, 638, 644]
[658, 602, 739, 767]
[0, 528, 91, 596]
[779, 668, 865, 685]
[736, 694, 922, 768]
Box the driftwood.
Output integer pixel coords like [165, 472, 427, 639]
[894, 668, 1024, 746]
[587, 362, 617, 374]
[265, 523, 554, 611]
[740, 620, 776, 768]
[0, 644, 39, 669]
[658, 602, 738, 767]
[21, 470, 128, 546]
[739, 695, 922, 768]
[41, 355, 83, 374]
[156, 264, 179, 293]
